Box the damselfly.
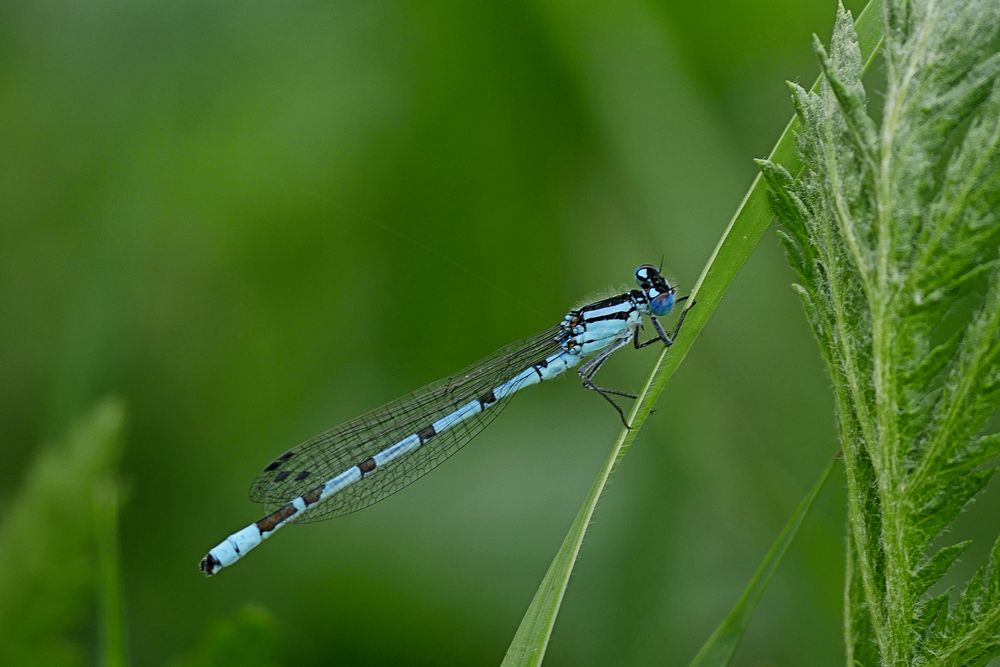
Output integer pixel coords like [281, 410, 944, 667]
[200, 264, 690, 576]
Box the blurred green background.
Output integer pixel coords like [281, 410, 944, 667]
[3, 0, 996, 665]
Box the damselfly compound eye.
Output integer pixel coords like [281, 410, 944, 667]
[650, 292, 675, 316]
[635, 264, 660, 286]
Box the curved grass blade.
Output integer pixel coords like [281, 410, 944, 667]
[501, 3, 884, 664]
[688, 456, 838, 667]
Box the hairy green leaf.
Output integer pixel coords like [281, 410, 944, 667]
[761, 0, 1000, 662]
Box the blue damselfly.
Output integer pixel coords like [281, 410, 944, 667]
[200, 264, 689, 575]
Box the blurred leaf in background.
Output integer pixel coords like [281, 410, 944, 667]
[171, 605, 280, 667]
[0, 400, 124, 667]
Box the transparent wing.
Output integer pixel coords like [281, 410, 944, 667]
[248, 325, 566, 521]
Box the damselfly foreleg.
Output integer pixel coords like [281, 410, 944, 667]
[634, 295, 692, 348]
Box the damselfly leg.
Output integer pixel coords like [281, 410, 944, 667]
[582, 296, 693, 427]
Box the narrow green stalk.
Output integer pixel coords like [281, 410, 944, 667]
[502, 4, 886, 664]
[95, 482, 127, 667]
[689, 456, 838, 667]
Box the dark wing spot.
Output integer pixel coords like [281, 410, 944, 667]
[263, 450, 295, 472]
[294, 470, 311, 481]
[359, 457, 377, 475]
[273, 470, 291, 483]
[478, 390, 496, 407]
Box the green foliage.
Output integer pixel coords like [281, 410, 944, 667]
[759, 0, 1000, 663]
[0, 401, 281, 667]
[9, 0, 996, 662]
[0, 399, 125, 667]
[171, 605, 281, 667]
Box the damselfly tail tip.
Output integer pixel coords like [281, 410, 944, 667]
[199, 553, 222, 577]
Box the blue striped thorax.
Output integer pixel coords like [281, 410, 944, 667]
[557, 265, 675, 358]
[560, 292, 643, 357]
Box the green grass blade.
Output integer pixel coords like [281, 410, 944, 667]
[688, 456, 838, 667]
[501, 4, 884, 665]
[95, 481, 127, 667]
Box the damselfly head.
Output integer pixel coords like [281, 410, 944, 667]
[634, 264, 675, 316]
